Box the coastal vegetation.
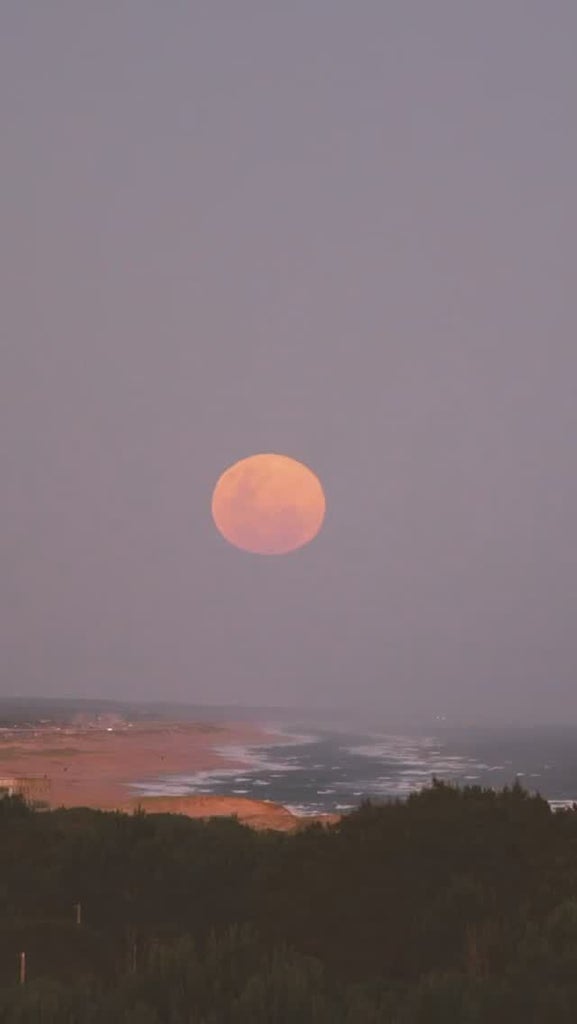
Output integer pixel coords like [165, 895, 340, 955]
[1, 781, 577, 1021]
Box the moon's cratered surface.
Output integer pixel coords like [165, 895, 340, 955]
[211, 453, 326, 555]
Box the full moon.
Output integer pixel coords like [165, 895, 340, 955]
[211, 453, 326, 555]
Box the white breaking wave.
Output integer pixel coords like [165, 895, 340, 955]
[343, 734, 491, 797]
[549, 800, 577, 812]
[129, 728, 317, 798]
[285, 804, 325, 818]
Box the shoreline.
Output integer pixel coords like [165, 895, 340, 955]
[0, 717, 336, 830]
[0, 718, 276, 808]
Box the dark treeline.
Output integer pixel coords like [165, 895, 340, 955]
[1, 782, 577, 1021]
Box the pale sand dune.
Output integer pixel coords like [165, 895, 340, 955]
[129, 793, 298, 830]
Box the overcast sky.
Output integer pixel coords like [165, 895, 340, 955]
[1, 2, 575, 723]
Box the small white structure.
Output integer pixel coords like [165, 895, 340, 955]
[0, 775, 51, 805]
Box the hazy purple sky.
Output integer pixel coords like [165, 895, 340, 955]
[1, 3, 576, 723]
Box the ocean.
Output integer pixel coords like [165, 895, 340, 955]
[130, 723, 577, 816]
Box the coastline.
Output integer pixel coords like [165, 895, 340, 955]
[5, 715, 573, 827]
[0, 719, 276, 807]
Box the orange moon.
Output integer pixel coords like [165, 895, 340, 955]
[211, 453, 326, 555]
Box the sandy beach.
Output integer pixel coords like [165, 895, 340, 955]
[0, 717, 315, 828]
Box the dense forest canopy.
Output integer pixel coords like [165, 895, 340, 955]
[1, 782, 577, 1021]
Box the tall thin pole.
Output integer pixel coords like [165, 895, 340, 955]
[19, 951, 26, 985]
[75, 902, 82, 926]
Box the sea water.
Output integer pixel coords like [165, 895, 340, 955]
[130, 724, 577, 816]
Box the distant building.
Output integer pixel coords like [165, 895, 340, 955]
[0, 775, 51, 807]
